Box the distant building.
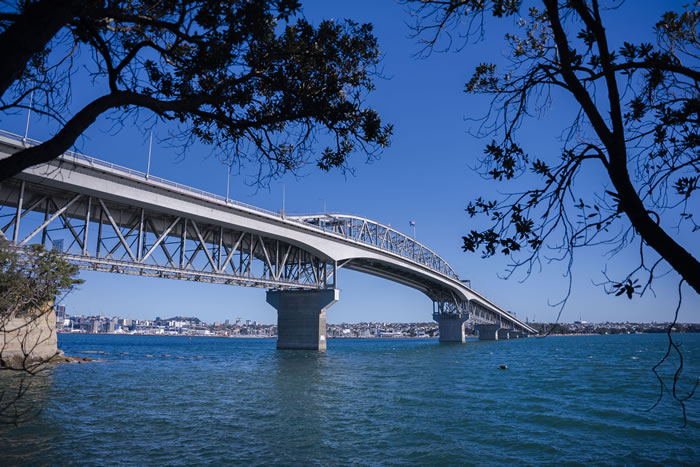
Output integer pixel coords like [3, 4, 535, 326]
[54, 305, 72, 329]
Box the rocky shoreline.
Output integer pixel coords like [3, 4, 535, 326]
[0, 350, 101, 368]
[48, 353, 102, 364]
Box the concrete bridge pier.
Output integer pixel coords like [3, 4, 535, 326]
[266, 289, 339, 351]
[476, 324, 501, 340]
[497, 328, 512, 340]
[435, 314, 469, 343]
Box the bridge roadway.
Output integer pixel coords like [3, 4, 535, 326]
[0, 130, 537, 349]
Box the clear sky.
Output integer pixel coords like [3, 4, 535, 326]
[2, 0, 697, 324]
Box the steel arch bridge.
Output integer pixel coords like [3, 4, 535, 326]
[0, 130, 536, 344]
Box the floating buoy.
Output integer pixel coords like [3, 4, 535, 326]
[499, 364, 508, 370]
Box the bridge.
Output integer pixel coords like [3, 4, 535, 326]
[0, 130, 537, 349]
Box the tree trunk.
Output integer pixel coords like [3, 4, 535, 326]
[0, 91, 204, 181]
[0, 93, 123, 180]
[609, 158, 700, 295]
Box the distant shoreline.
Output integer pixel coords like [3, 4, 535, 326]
[58, 332, 444, 340]
[58, 332, 699, 339]
[58, 331, 275, 339]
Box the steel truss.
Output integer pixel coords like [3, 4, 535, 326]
[295, 215, 522, 331]
[291, 215, 459, 280]
[431, 291, 513, 329]
[0, 180, 335, 289]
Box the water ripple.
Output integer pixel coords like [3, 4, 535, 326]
[1, 334, 698, 464]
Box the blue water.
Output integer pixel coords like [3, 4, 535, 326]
[1, 333, 699, 465]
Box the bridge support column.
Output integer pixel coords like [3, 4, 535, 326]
[266, 289, 339, 351]
[476, 324, 501, 341]
[435, 314, 469, 343]
[497, 328, 511, 340]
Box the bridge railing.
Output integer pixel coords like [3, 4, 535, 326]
[1, 129, 460, 282]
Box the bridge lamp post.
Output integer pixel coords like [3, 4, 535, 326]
[225, 163, 231, 203]
[23, 86, 34, 143]
[146, 130, 153, 179]
[281, 183, 285, 216]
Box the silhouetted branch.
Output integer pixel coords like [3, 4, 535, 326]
[645, 280, 699, 427]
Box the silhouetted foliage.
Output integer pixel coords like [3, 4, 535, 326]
[0, 239, 81, 321]
[406, 0, 699, 422]
[0, 0, 392, 183]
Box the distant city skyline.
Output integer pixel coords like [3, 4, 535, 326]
[3, 0, 697, 325]
[55, 301, 699, 327]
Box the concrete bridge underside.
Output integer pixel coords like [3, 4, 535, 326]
[0, 131, 537, 350]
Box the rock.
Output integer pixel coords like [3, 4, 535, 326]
[1, 306, 60, 365]
[47, 355, 99, 364]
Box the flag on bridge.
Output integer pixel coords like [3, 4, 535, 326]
[409, 221, 415, 227]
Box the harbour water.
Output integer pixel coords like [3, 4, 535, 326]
[2, 333, 699, 464]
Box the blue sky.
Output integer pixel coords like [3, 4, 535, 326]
[2, 0, 697, 324]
